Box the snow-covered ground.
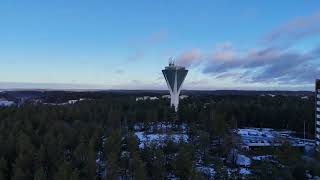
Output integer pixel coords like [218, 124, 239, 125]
[252, 155, 273, 161]
[134, 122, 189, 148]
[236, 154, 251, 167]
[196, 166, 215, 177]
[134, 122, 187, 133]
[0, 99, 15, 107]
[43, 98, 88, 106]
[239, 168, 251, 175]
[135, 131, 188, 149]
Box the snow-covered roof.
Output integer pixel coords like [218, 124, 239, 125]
[162, 95, 170, 98]
[237, 128, 315, 147]
[136, 96, 159, 101]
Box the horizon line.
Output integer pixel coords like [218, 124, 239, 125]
[0, 81, 316, 92]
[0, 88, 315, 92]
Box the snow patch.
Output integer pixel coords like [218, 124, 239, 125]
[196, 166, 215, 177]
[239, 168, 251, 175]
[135, 131, 188, 149]
[252, 155, 272, 161]
[236, 154, 251, 167]
[0, 99, 15, 107]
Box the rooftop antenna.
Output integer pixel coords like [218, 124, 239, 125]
[169, 57, 175, 66]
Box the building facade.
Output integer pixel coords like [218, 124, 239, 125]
[162, 60, 188, 112]
[316, 79, 320, 148]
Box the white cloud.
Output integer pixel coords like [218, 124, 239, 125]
[263, 11, 320, 45]
[175, 48, 203, 67]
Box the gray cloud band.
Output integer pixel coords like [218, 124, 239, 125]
[175, 11, 320, 85]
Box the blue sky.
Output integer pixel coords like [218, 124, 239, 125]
[0, 0, 320, 90]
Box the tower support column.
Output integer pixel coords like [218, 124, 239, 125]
[170, 90, 180, 112]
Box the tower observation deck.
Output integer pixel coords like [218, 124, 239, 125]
[162, 59, 188, 112]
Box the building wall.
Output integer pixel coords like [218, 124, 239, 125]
[316, 79, 320, 147]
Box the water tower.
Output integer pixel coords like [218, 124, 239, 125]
[162, 58, 188, 112]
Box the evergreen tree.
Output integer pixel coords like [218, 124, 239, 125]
[15, 131, 35, 176]
[173, 144, 193, 179]
[105, 130, 122, 179]
[53, 161, 71, 180]
[197, 130, 210, 163]
[250, 160, 280, 180]
[13, 153, 33, 180]
[70, 169, 81, 180]
[0, 157, 8, 180]
[292, 163, 307, 180]
[35, 145, 47, 170]
[149, 148, 166, 179]
[34, 167, 47, 180]
[276, 140, 300, 166]
[214, 159, 228, 180]
[130, 152, 147, 180]
[12, 167, 28, 180]
[127, 132, 139, 153]
[210, 110, 228, 144]
[87, 139, 96, 180]
[74, 139, 88, 163]
[106, 151, 120, 179]
[104, 131, 121, 156]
